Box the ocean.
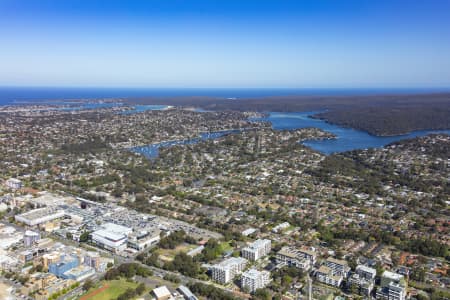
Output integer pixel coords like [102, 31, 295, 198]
[1, 87, 449, 105]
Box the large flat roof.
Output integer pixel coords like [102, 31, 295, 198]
[326, 257, 348, 266]
[92, 229, 126, 242]
[15, 207, 65, 225]
[153, 286, 171, 298]
[383, 270, 404, 281]
[356, 265, 376, 275]
[215, 257, 247, 269]
[102, 222, 132, 234]
[246, 239, 271, 249]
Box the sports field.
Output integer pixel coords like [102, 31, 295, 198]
[79, 279, 138, 300]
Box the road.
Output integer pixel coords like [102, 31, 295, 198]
[115, 255, 250, 299]
[1, 219, 240, 299]
[1, 277, 31, 300]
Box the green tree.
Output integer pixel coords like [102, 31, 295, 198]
[252, 288, 271, 300]
[82, 279, 94, 291]
[79, 231, 90, 242]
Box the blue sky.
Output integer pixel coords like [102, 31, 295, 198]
[1, 0, 450, 88]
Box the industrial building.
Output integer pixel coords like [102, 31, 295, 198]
[15, 207, 65, 226]
[177, 285, 198, 300]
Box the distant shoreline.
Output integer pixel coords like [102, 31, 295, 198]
[1, 86, 450, 105]
[1, 89, 449, 137]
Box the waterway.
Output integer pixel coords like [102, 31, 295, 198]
[131, 129, 246, 158]
[256, 112, 450, 154]
[56, 102, 122, 111]
[119, 105, 171, 114]
[132, 111, 450, 158]
[56, 103, 171, 112]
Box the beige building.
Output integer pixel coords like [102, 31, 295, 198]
[276, 246, 316, 271]
[42, 252, 61, 270]
[316, 265, 343, 287]
[20, 273, 58, 296]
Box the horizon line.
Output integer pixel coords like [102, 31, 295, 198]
[2, 85, 450, 90]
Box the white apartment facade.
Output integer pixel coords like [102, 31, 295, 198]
[356, 265, 376, 281]
[376, 271, 407, 300]
[211, 257, 248, 284]
[241, 239, 271, 261]
[241, 269, 271, 293]
[347, 265, 377, 297]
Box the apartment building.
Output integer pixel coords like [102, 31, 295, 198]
[275, 246, 316, 271]
[241, 239, 271, 261]
[324, 257, 350, 277]
[376, 271, 407, 300]
[241, 269, 271, 293]
[211, 257, 248, 284]
[316, 265, 343, 287]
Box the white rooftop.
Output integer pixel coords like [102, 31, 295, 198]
[356, 265, 377, 275]
[101, 222, 132, 235]
[25, 230, 40, 237]
[242, 228, 257, 236]
[216, 257, 247, 269]
[383, 270, 404, 281]
[93, 229, 126, 242]
[6, 178, 21, 183]
[153, 286, 172, 298]
[0, 252, 18, 265]
[242, 268, 265, 279]
[247, 239, 271, 249]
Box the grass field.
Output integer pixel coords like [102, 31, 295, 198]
[79, 279, 138, 300]
[219, 241, 233, 253]
[157, 243, 197, 261]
